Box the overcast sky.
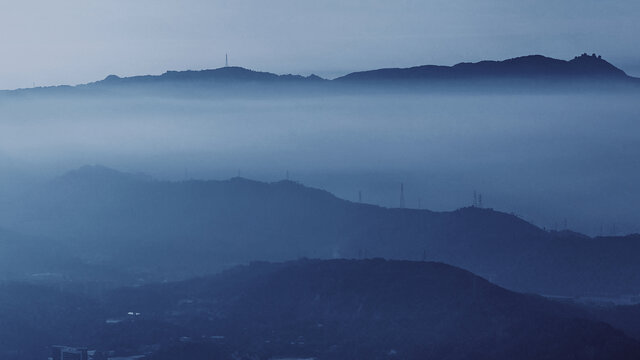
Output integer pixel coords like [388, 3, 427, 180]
[0, 0, 639, 89]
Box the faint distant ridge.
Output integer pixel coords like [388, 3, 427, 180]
[336, 53, 632, 83]
[91, 66, 325, 87]
[82, 54, 639, 93]
[5, 53, 638, 94]
[53, 164, 153, 187]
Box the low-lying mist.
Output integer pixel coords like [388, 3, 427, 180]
[1, 90, 639, 235]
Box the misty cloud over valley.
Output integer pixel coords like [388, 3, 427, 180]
[2, 52, 640, 359]
[1, 83, 639, 235]
[4, 0, 640, 357]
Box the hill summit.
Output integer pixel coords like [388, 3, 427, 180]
[336, 53, 630, 82]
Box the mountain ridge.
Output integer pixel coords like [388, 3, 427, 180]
[2, 54, 638, 94]
[90, 66, 326, 87]
[3, 165, 640, 297]
[336, 54, 631, 82]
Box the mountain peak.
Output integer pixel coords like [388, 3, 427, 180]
[337, 54, 632, 84]
[568, 53, 627, 76]
[103, 74, 121, 81]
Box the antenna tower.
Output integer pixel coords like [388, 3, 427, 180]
[225, 54, 229, 67]
[400, 183, 405, 208]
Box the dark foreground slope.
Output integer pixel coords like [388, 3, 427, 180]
[3, 165, 640, 297]
[130, 260, 640, 359]
[132, 260, 640, 360]
[1, 259, 639, 360]
[584, 302, 640, 342]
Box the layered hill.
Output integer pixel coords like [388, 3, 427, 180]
[110, 259, 640, 359]
[2, 259, 639, 360]
[3, 165, 640, 297]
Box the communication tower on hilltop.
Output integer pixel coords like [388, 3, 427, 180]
[400, 183, 405, 209]
[225, 54, 229, 67]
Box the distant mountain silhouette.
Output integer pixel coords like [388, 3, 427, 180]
[4, 54, 637, 95]
[336, 54, 633, 84]
[88, 66, 325, 88]
[4, 165, 640, 297]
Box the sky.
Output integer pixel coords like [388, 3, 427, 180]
[0, 0, 639, 89]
